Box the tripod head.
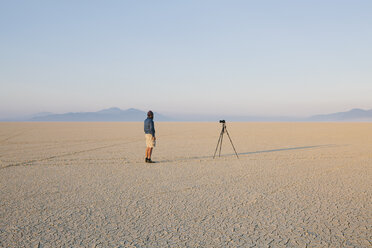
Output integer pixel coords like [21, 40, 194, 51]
[219, 120, 226, 132]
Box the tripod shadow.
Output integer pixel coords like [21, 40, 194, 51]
[236, 144, 336, 156]
[157, 144, 339, 163]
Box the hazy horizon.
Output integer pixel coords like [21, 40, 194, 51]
[3, 106, 372, 120]
[2, 106, 372, 122]
[1, 1, 371, 119]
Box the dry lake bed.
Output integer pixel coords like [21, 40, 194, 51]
[0, 122, 371, 247]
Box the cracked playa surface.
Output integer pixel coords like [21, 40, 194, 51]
[0, 122, 371, 247]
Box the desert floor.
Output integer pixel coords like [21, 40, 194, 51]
[0, 122, 371, 247]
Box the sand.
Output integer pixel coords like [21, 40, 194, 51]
[0, 122, 371, 247]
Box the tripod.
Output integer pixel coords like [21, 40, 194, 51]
[213, 122, 239, 159]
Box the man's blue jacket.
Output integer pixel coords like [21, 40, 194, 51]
[144, 118, 155, 137]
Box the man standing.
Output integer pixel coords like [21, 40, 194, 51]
[144, 110, 156, 163]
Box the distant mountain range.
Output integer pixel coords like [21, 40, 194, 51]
[28, 108, 172, 122]
[306, 108, 372, 121]
[1, 107, 372, 122]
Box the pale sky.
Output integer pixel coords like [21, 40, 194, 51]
[1, 0, 371, 118]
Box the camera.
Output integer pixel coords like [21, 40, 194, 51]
[219, 120, 225, 123]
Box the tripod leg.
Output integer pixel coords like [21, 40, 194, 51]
[219, 129, 224, 157]
[213, 130, 224, 159]
[225, 129, 239, 159]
